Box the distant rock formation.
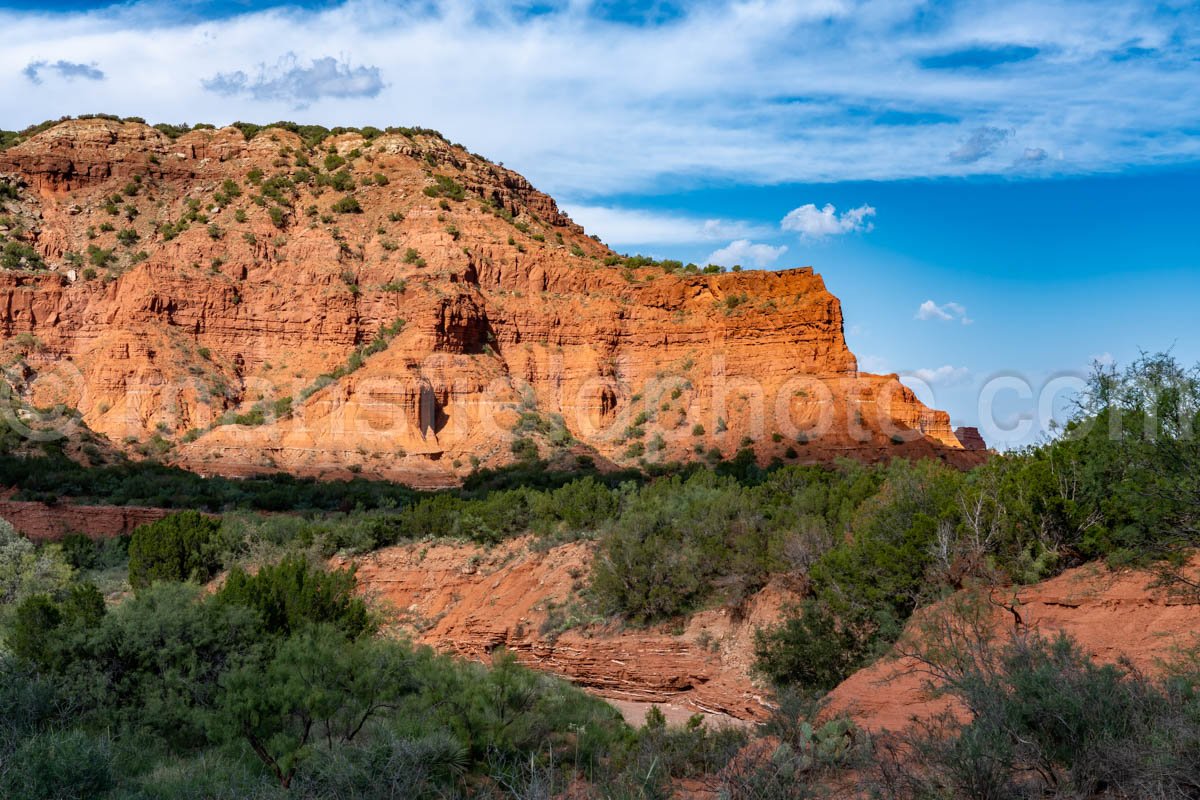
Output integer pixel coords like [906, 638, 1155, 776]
[954, 426, 988, 451]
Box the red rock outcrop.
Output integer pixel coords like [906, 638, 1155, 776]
[823, 557, 1200, 732]
[0, 497, 177, 541]
[954, 426, 987, 451]
[343, 537, 791, 721]
[1, 119, 982, 484]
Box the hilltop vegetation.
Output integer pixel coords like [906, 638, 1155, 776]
[0, 114, 452, 153]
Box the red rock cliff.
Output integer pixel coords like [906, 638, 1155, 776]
[1, 119, 980, 484]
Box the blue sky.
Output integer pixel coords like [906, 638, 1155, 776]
[1, 0, 1197, 446]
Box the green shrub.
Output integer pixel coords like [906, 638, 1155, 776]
[402, 247, 426, 267]
[510, 436, 539, 464]
[127, 511, 222, 590]
[6, 583, 105, 670]
[875, 599, 1200, 799]
[215, 555, 372, 639]
[1, 729, 114, 800]
[86, 244, 114, 267]
[527, 476, 619, 534]
[213, 623, 412, 787]
[422, 174, 465, 201]
[753, 600, 871, 694]
[332, 195, 362, 214]
[590, 472, 759, 622]
[1, 241, 45, 270]
[0, 519, 73, 608]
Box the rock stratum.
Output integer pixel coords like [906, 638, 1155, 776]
[1, 118, 981, 485]
[342, 536, 794, 723]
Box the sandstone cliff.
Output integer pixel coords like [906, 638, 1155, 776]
[1, 118, 979, 484]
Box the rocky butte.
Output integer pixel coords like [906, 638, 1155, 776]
[0, 118, 984, 485]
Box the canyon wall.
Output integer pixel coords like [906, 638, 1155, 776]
[0, 497, 175, 541]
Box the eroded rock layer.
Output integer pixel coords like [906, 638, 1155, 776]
[343, 537, 791, 720]
[1, 119, 980, 484]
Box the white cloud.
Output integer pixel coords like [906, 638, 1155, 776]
[0, 1, 1196, 196]
[948, 126, 1011, 164]
[909, 365, 972, 386]
[706, 239, 788, 268]
[23, 59, 105, 84]
[916, 299, 973, 325]
[202, 53, 384, 108]
[859, 354, 890, 373]
[780, 203, 876, 238]
[561, 205, 768, 248]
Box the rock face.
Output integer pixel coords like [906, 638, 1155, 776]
[1, 119, 981, 484]
[954, 426, 987, 451]
[343, 537, 793, 720]
[823, 557, 1200, 733]
[0, 497, 178, 541]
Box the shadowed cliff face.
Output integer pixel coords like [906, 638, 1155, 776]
[0, 118, 981, 485]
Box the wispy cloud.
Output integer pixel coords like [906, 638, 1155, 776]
[910, 365, 972, 386]
[706, 239, 788, 268]
[202, 54, 384, 108]
[859, 354, 890, 373]
[562, 205, 769, 248]
[948, 127, 1011, 164]
[0, 1, 1196, 195]
[780, 203, 875, 238]
[916, 300, 973, 325]
[22, 59, 105, 84]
